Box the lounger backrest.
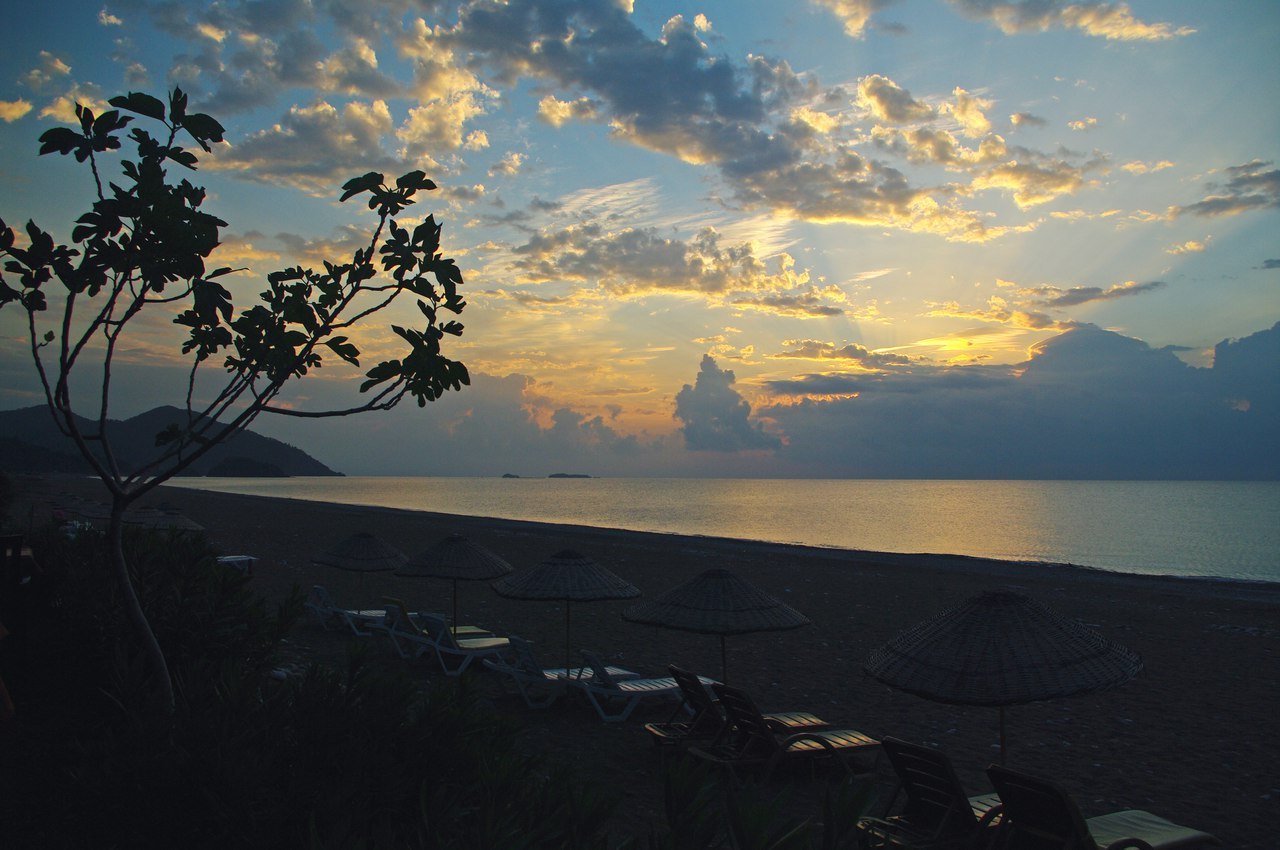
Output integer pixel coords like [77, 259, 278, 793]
[379, 598, 412, 631]
[987, 764, 1096, 850]
[711, 682, 779, 754]
[418, 614, 455, 647]
[308, 585, 336, 612]
[669, 665, 727, 738]
[881, 737, 977, 837]
[509, 635, 543, 675]
[580, 651, 622, 687]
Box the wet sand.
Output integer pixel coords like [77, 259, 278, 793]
[15, 475, 1280, 846]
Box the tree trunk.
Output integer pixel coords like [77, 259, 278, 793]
[108, 499, 175, 718]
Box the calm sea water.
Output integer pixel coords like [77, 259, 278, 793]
[165, 477, 1280, 584]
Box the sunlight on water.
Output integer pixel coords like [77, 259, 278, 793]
[166, 477, 1280, 583]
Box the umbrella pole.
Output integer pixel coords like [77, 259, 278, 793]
[720, 635, 728, 683]
[999, 706, 1006, 765]
[564, 602, 573, 678]
[451, 578, 459, 629]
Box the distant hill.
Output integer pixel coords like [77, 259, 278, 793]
[0, 405, 340, 477]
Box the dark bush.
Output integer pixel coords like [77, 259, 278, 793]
[0, 526, 620, 849]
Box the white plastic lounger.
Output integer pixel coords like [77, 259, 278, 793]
[573, 651, 715, 722]
[483, 636, 639, 709]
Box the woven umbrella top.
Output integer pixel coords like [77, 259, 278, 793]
[865, 590, 1142, 707]
[312, 532, 408, 573]
[492, 549, 639, 601]
[623, 568, 810, 635]
[399, 534, 513, 581]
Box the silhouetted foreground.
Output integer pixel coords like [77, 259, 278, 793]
[11, 474, 1278, 847]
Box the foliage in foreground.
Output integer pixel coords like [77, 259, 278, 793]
[0, 88, 472, 714]
[0, 524, 877, 848]
[0, 526, 618, 849]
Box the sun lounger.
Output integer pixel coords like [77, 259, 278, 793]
[414, 613, 511, 676]
[987, 765, 1220, 850]
[305, 585, 389, 636]
[643, 665, 829, 749]
[482, 636, 640, 708]
[688, 682, 879, 783]
[572, 651, 713, 723]
[381, 598, 491, 659]
[857, 737, 1002, 850]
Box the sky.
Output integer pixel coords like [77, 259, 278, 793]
[0, 0, 1277, 478]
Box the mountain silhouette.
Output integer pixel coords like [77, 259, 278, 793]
[0, 405, 340, 477]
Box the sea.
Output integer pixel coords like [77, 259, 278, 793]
[163, 477, 1280, 585]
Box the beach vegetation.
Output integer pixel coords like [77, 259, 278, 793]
[0, 89, 472, 715]
[0, 523, 623, 848]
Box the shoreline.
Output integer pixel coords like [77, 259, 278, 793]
[12, 474, 1280, 846]
[166, 482, 1280, 604]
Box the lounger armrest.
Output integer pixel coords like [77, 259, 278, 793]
[975, 801, 1003, 829]
[778, 731, 840, 754]
[1101, 841, 1155, 850]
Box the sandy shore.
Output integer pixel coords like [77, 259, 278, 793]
[13, 475, 1280, 846]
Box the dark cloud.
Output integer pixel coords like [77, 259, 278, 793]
[1039, 279, 1164, 308]
[1172, 160, 1280, 218]
[674, 355, 782, 452]
[1009, 112, 1047, 128]
[760, 323, 1280, 478]
[509, 224, 833, 310]
[1262, 259, 1280, 270]
[771, 340, 913, 367]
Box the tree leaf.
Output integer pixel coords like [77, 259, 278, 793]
[339, 172, 384, 203]
[109, 91, 166, 121]
[37, 127, 85, 158]
[181, 112, 225, 152]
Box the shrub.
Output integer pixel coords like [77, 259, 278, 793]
[0, 525, 620, 849]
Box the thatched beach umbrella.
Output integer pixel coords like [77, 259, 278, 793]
[398, 534, 513, 627]
[492, 549, 640, 675]
[864, 590, 1142, 763]
[623, 568, 810, 681]
[313, 532, 407, 592]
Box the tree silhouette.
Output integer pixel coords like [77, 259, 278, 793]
[0, 89, 471, 715]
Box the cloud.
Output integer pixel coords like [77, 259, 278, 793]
[944, 87, 993, 138]
[674, 355, 782, 452]
[1009, 112, 1047, 129]
[22, 51, 71, 92]
[208, 99, 405, 193]
[856, 74, 935, 124]
[1036, 279, 1165, 307]
[1121, 159, 1174, 175]
[759, 323, 1278, 478]
[947, 1, 1195, 41]
[770, 339, 913, 370]
[1167, 240, 1207, 255]
[244, 370, 663, 476]
[508, 223, 837, 313]
[98, 7, 123, 26]
[927, 296, 1069, 331]
[810, 0, 901, 38]
[1171, 160, 1280, 218]
[489, 151, 525, 177]
[0, 100, 33, 122]
[1068, 116, 1098, 131]
[1261, 259, 1280, 270]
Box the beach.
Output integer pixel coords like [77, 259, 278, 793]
[15, 475, 1280, 846]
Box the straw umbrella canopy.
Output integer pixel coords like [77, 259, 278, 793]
[864, 590, 1142, 762]
[492, 549, 639, 675]
[398, 534, 513, 626]
[313, 532, 407, 593]
[623, 568, 810, 681]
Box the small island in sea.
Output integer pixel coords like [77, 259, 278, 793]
[547, 472, 592, 478]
